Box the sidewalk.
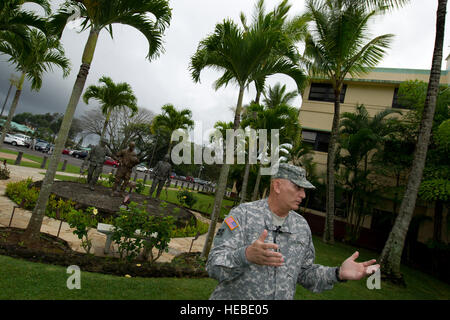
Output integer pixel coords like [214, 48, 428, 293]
[0, 164, 221, 263]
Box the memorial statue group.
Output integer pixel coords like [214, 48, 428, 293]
[81, 139, 172, 199]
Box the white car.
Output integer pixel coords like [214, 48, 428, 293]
[4, 133, 27, 146]
[136, 165, 148, 173]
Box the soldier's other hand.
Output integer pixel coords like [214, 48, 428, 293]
[339, 251, 380, 281]
[245, 229, 284, 267]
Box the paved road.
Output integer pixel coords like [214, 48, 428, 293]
[0, 142, 150, 179]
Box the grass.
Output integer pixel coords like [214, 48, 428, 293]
[1, 234, 449, 300]
[0, 148, 81, 174]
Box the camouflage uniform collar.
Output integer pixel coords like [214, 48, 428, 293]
[263, 198, 293, 234]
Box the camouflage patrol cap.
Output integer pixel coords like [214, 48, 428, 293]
[272, 163, 315, 189]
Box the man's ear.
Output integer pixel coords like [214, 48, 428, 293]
[272, 179, 282, 194]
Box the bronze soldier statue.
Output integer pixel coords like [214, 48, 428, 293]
[111, 141, 140, 196]
[149, 154, 172, 199]
[83, 139, 107, 191]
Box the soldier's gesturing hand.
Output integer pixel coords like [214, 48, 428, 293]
[245, 229, 284, 267]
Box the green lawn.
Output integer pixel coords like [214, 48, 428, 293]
[0, 148, 81, 174]
[1, 234, 448, 300]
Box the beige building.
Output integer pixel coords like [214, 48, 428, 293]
[298, 57, 450, 245]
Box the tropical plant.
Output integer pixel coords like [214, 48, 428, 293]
[335, 104, 401, 242]
[190, 0, 309, 257]
[379, 0, 447, 285]
[303, 0, 394, 244]
[151, 104, 194, 155]
[0, 0, 50, 45]
[0, 29, 70, 145]
[83, 76, 138, 142]
[22, 0, 172, 245]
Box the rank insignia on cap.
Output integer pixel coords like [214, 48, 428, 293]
[224, 216, 239, 231]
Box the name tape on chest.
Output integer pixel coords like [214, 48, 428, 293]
[224, 216, 239, 231]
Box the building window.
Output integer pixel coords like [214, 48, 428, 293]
[308, 82, 347, 103]
[392, 87, 409, 109]
[302, 130, 330, 152]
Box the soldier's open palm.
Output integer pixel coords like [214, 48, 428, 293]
[245, 229, 284, 267]
[339, 251, 380, 280]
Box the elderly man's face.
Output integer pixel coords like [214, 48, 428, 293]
[278, 179, 306, 211]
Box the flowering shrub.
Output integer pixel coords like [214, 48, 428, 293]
[112, 202, 175, 263]
[66, 207, 98, 254]
[176, 188, 197, 208]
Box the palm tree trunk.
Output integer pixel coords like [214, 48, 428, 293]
[252, 165, 262, 201]
[0, 72, 25, 145]
[240, 89, 262, 205]
[100, 111, 111, 141]
[201, 85, 245, 258]
[23, 28, 100, 244]
[323, 89, 341, 244]
[379, 0, 447, 284]
[0, 81, 13, 118]
[240, 163, 250, 204]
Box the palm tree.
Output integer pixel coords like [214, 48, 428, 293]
[151, 104, 194, 155]
[0, 0, 50, 43]
[379, 0, 448, 285]
[303, 0, 393, 244]
[22, 0, 172, 245]
[190, 11, 304, 257]
[0, 29, 70, 145]
[83, 76, 138, 143]
[336, 105, 401, 242]
[237, 0, 308, 204]
[247, 83, 300, 201]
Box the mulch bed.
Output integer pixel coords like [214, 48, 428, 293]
[0, 227, 208, 278]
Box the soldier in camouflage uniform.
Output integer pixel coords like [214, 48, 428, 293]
[207, 163, 380, 300]
[148, 154, 172, 199]
[84, 140, 107, 191]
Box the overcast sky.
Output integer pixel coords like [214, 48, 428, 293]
[0, 0, 449, 142]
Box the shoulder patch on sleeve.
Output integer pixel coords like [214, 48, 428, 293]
[224, 215, 239, 231]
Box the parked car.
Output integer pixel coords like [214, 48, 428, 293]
[170, 172, 177, 179]
[14, 133, 31, 147]
[194, 178, 208, 185]
[178, 175, 186, 181]
[3, 133, 27, 146]
[186, 176, 194, 183]
[62, 148, 71, 155]
[72, 150, 88, 159]
[136, 164, 148, 172]
[34, 141, 49, 151]
[104, 156, 118, 167]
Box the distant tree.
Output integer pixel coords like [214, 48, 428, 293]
[0, 29, 70, 145]
[83, 76, 138, 142]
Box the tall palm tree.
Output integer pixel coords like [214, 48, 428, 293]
[303, 0, 393, 244]
[237, 0, 308, 204]
[151, 103, 194, 155]
[190, 13, 303, 258]
[379, 0, 448, 284]
[0, 29, 70, 145]
[22, 0, 172, 245]
[83, 76, 138, 142]
[247, 82, 300, 201]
